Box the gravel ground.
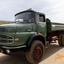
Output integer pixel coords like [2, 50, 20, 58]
[0, 40, 64, 64]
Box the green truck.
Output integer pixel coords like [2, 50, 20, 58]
[0, 9, 64, 64]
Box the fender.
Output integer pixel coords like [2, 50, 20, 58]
[26, 34, 45, 47]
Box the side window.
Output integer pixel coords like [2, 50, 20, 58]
[36, 14, 45, 22]
[39, 15, 44, 22]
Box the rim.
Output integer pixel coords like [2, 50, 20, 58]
[34, 46, 42, 59]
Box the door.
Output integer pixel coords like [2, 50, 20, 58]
[36, 14, 46, 37]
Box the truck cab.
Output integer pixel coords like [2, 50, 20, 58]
[15, 9, 46, 38]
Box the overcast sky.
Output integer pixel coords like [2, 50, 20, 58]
[0, 0, 64, 23]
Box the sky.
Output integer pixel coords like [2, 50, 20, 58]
[0, 0, 64, 23]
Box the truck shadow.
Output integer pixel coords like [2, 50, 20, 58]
[43, 43, 64, 61]
[0, 41, 64, 64]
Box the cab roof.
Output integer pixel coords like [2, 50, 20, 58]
[15, 9, 45, 16]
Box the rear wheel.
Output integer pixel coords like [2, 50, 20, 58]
[58, 34, 64, 46]
[62, 34, 64, 46]
[58, 34, 62, 46]
[26, 40, 45, 64]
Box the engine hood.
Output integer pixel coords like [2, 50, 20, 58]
[0, 23, 32, 33]
[0, 23, 17, 32]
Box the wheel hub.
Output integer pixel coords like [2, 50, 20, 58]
[34, 46, 42, 59]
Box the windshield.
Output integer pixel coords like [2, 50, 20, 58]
[15, 11, 35, 23]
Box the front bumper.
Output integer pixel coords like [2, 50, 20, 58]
[0, 45, 27, 49]
[0, 45, 27, 54]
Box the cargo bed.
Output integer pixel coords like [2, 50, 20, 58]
[46, 19, 64, 33]
[51, 22, 64, 31]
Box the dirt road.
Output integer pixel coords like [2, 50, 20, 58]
[0, 41, 64, 64]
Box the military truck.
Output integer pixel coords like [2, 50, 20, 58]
[0, 9, 64, 64]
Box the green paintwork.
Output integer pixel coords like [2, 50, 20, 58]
[15, 9, 45, 16]
[0, 23, 36, 46]
[0, 23, 17, 32]
[0, 9, 64, 47]
[46, 18, 51, 33]
[36, 22, 46, 37]
[51, 22, 64, 31]
[46, 18, 64, 33]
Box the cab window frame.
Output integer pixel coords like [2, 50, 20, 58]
[36, 13, 45, 22]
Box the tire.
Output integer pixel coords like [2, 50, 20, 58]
[26, 40, 45, 64]
[58, 34, 64, 46]
[62, 34, 64, 46]
[58, 34, 62, 46]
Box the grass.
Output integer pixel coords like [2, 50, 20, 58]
[0, 20, 13, 25]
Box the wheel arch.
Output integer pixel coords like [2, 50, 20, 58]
[26, 34, 45, 47]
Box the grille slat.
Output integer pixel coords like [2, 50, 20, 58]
[0, 38, 13, 41]
[0, 34, 14, 43]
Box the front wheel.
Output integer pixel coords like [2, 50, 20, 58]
[26, 40, 45, 64]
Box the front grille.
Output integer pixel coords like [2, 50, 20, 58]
[0, 34, 14, 43]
